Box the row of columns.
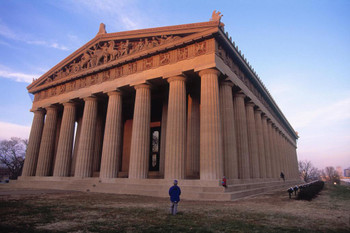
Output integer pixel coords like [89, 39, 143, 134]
[22, 68, 299, 181]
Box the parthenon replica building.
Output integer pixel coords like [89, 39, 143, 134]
[20, 12, 300, 200]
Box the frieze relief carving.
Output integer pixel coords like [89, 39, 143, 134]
[34, 39, 214, 102]
[45, 35, 182, 84]
[217, 44, 289, 135]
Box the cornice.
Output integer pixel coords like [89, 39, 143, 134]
[27, 23, 219, 93]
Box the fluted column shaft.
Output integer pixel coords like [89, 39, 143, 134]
[165, 76, 186, 179]
[276, 131, 283, 176]
[93, 113, 104, 172]
[199, 69, 223, 180]
[53, 102, 76, 177]
[100, 91, 123, 178]
[219, 81, 238, 179]
[281, 137, 287, 176]
[254, 109, 266, 178]
[36, 106, 58, 176]
[233, 92, 250, 179]
[267, 120, 277, 178]
[22, 109, 45, 176]
[129, 84, 151, 179]
[74, 96, 98, 177]
[71, 116, 82, 176]
[283, 138, 291, 178]
[286, 141, 291, 178]
[159, 98, 168, 177]
[271, 125, 279, 177]
[246, 102, 260, 179]
[261, 115, 272, 178]
[287, 143, 293, 178]
[292, 145, 299, 178]
[186, 93, 200, 178]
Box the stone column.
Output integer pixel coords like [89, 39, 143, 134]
[53, 102, 76, 177]
[186, 93, 200, 178]
[292, 145, 299, 179]
[277, 130, 284, 176]
[92, 112, 104, 173]
[219, 81, 238, 179]
[286, 141, 291, 178]
[254, 109, 266, 178]
[22, 109, 45, 176]
[100, 91, 123, 178]
[267, 120, 277, 178]
[245, 102, 260, 179]
[281, 136, 287, 177]
[71, 115, 82, 176]
[261, 115, 272, 178]
[276, 130, 283, 177]
[287, 143, 293, 178]
[233, 92, 250, 179]
[128, 84, 151, 179]
[159, 97, 168, 177]
[74, 96, 98, 177]
[284, 137, 290, 177]
[199, 69, 223, 180]
[271, 125, 279, 178]
[36, 106, 58, 176]
[273, 126, 280, 178]
[164, 76, 186, 179]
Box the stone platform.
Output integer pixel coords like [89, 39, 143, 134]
[14, 177, 300, 201]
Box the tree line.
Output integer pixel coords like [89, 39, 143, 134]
[298, 160, 342, 184]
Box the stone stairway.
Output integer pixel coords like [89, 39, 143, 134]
[12, 176, 300, 201]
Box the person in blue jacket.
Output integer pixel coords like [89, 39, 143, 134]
[169, 179, 181, 215]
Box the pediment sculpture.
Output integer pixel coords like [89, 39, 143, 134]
[45, 35, 181, 84]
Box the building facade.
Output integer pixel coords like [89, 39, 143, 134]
[20, 13, 299, 199]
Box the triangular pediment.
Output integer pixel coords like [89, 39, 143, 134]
[28, 21, 222, 93]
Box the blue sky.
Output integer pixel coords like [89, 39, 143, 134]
[0, 0, 349, 170]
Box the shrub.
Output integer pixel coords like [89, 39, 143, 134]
[297, 180, 324, 201]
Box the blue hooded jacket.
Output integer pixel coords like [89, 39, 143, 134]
[169, 185, 181, 202]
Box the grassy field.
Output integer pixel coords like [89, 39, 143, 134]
[0, 183, 349, 232]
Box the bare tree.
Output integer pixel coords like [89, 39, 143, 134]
[322, 166, 340, 184]
[0, 137, 27, 179]
[298, 160, 321, 182]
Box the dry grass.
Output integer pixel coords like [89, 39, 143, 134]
[0, 183, 349, 232]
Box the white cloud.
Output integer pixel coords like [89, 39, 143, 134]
[0, 19, 69, 51]
[291, 96, 350, 129]
[71, 0, 149, 30]
[0, 65, 41, 83]
[0, 121, 30, 140]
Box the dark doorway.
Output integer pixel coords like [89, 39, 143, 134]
[149, 127, 161, 171]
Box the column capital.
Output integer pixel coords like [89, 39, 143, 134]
[254, 107, 262, 114]
[198, 68, 221, 77]
[107, 90, 122, 97]
[31, 108, 45, 114]
[167, 75, 186, 83]
[234, 91, 246, 98]
[261, 114, 268, 120]
[63, 101, 76, 107]
[83, 96, 97, 102]
[45, 105, 57, 112]
[220, 80, 234, 87]
[134, 83, 151, 90]
[245, 101, 255, 108]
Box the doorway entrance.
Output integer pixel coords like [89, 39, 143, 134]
[149, 126, 161, 172]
